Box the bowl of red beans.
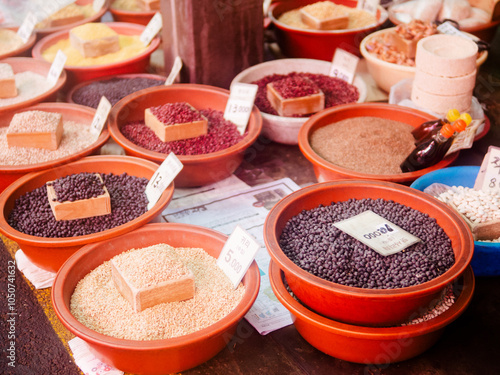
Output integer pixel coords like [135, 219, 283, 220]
[0, 155, 174, 272]
[108, 84, 262, 187]
[231, 58, 366, 145]
[263, 180, 474, 327]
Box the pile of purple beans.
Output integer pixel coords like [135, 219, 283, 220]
[279, 198, 455, 289]
[48, 173, 105, 202]
[8, 173, 149, 238]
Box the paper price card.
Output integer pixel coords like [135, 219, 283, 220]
[93, 0, 105, 12]
[437, 21, 473, 41]
[446, 119, 483, 156]
[90, 96, 112, 139]
[357, 0, 380, 15]
[217, 225, 260, 288]
[474, 146, 500, 193]
[224, 82, 258, 135]
[140, 12, 162, 47]
[145, 153, 183, 210]
[329, 48, 359, 84]
[17, 12, 37, 43]
[333, 210, 421, 256]
[165, 56, 183, 85]
[47, 50, 67, 87]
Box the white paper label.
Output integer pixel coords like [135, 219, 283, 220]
[90, 96, 112, 139]
[357, 0, 380, 15]
[445, 119, 483, 156]
[217, 225, 260, 288]
[165, 56, 183, 85]
[224, 82, 258, 135]
[17, 12, 37, 43]
[145, 153, 183, 210]
[437, 21, 474, 40]
[329, 48, 359, 84]
[47, 50, 67, 87]
[93, 0, 105, 12]
[475, 146, 500, 193]
[140, 12, 162, 47]
[333, 210, 421, 256]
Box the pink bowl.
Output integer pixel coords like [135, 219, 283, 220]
[0, 27, 37, 59]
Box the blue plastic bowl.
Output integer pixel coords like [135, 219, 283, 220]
[411, 166, 500, 276]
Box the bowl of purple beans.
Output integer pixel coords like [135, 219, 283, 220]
[108, 84, 262, 187]
[231, 58, 366, 145]
[0, 155, 174, 272]
[263, 180, 474, 327]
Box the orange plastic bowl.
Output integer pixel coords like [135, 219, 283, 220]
[0, 102, 108, 193]
[0, 57, 67, 115]
[0, 27, 37, 59]
[32, 22, 160, 87]
[51, 223, 260, 375]
[0, 155, 174, 272]
[269, 260, 474, 364]
[298, 103, 460, 184]
[269, 0, 388, 60]
[108, 84, 263, 187]
[263, 180, 474, 326]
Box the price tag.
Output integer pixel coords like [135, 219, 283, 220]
[223, 82, 258, 135]
[145, 153, 183, 210]
[333, 210, 421, 256]
[140, 12, 162, 47]
[93, 0, 105, 12]
[46, 50, 67, 87]
[445, 119, 483, 156]
[217, 225, 260, 288]
[17, 12, 37, 43]
[90, 96, 112, 139]
[474, 146, 500, 193]
[357, 0, 380, 15]
[165, 56, 183, 85]
[437, 21, 474, 41]
[329, 48, 359, 84]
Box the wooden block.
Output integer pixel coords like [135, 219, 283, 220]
[111, 244, 195, 312]
[386, 30, 419, 59]
[447, 200, 500, 241]
[69, 23, 120, 58]
[6, 110, 63, 150]
[300, 8, 348, 30]
[46, 174, 111, 221]
[138, 0, 161, 11]
[0, 63, 17, 99]
[144, 103, 208, 142]
[266, 79, 324, 117]
[48, 4, 86, 27]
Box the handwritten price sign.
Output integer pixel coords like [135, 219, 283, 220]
[145, 153, 183, 210]
[224, 83, 258, 135]
[329, 48, 359, 84]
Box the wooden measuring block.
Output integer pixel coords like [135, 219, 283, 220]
[111, 245, 195, 312]
[46, 174, 111, 221]
[0, 63, 17, 99]
[447, 200, 500, 241]
[138, 0, 160, 11]
[6, 110, 63, 150]
[267, 80, 324, 117]
[300, 7, 348, 30]
[48, 4, 86, 27]
[386, 30, 420, 59]
[144, 103, 208, 142]
[69, 23, 120, 58]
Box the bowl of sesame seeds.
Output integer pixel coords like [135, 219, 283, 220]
[51, 223, 260, 375]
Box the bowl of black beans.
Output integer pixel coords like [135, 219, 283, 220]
[0, 155, 174, 272]
[263, 180, 474, 327]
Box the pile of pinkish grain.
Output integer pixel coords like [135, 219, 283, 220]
[402, 284, 456, 326]
[310, 116, 415, 175]
[0, 121, 95, 166]
[70, 244, 245, 341]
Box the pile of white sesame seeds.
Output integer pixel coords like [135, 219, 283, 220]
[0, 71, 52, 107]
[8, 110, 62, 134]
[70, 244, 246, 341]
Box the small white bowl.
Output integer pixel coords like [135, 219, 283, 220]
[231, 58, 367, 145]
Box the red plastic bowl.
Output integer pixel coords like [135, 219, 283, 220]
[269, 0, 388, 60]
[298, 103, 460, 184]
[32, 22, 160, 87]
[0, 102, 108, 193]
[108, 84, 263, 187]
[263, 180, 474, 326]
[0, 155, 174, 272]
[51, 223, 260, 375]
[109, 1, 155, 26]
[269, 260, 474, 364]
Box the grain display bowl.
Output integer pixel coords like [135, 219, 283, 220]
[298, 103, 459, 184]
[0, 155, 174, 272]
[263, 180, 474, 326]
[269, 260, 474, 364]
[109, 1, 156, 25]
[52, 223, 260, 375]
[108, 84, 262, 187]
[0, 27, 37, 59]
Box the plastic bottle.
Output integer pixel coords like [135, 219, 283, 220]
[401, 119, 467, 172]
[411, 109, 460, 145]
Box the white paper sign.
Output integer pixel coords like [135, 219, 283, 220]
[145, 153, 183, 210]
[47, 50, 67, 87]
[446, 119, 483, 156]
[437, 21, 474, 41]
[224, 82, 258, 135]
[329, 48, 359, 84]
[217, 225, 260, 288]
[333, 210, 421, 256]
[140, 12, 162, 47]
[17, 12, 37, 43]
[90, 96, 112, 138]
[357, 0, 380, 15]
[93, 0, 105, 12]
[475, 146, 500, 193]
[165, 56, 183, 85]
